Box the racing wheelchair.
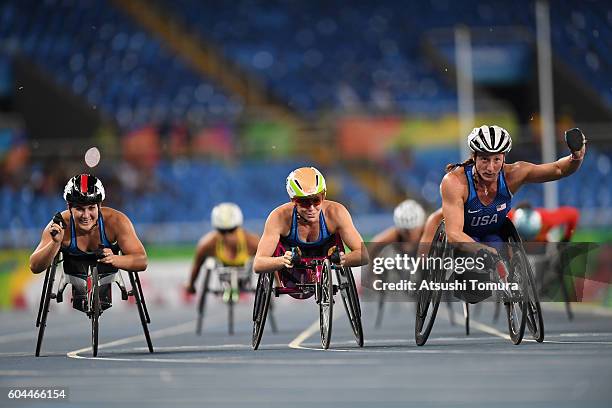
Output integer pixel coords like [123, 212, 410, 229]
[35, 249, 153, 357]
[415, 218, 544, 346]
[252, 237, 363, 350]
[196, 258, 276, 336]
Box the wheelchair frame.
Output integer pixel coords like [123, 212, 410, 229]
[251, 250, 363, 350]
[414, 219, 544, 346]
[35, 252, 153, 357]
[196, 260, 277, 336]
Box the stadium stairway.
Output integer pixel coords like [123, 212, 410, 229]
[113, 0, 397, 209]
[113, 0, 296, 123]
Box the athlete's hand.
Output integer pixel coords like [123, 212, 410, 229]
[97, 248, 118, 266]
[565, 128, 586, 160]
[184, 282, 196, 295]
[570, 144, 586, 161]
[337, 251, 346, 266]
[48, 222, 64, 243]
[280, 251, 293, 269]
[49, 212, 65, 243]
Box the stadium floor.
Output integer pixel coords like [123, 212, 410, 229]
[1, 296, 611, 408]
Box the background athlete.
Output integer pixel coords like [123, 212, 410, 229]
[185, 202, 260, 298]
[370, 199, 427, 326]
[510, 202, 580, 243]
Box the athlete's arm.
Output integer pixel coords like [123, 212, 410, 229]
[29, 212, 68, 273]
[185, 232, 217, 292]
[440, 174, 493, 254]
[506, 145, 585, 191]
[368, 227, 399, 260]
[253, 209, 292, 273]
[333, 203, 369, 267]
[417, 208, 444, 257]
[441, 174, 472, 244]
[98, 211, 147, 272]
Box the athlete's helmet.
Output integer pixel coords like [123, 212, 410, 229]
[211, 202, 243, 230]
[468, 125, 512, 154]
[513, 208, 542, 240]
[286, 167, 326, 198]
[63, 174, 105, 205]
[393, 199, 426, 230]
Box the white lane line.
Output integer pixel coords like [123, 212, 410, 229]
[67, 320, 196, 359]
[287, 319, 320, 350]
[558, 332, 612, 337]
[0, 370, 45, 376]
[457, 312, 612, 345]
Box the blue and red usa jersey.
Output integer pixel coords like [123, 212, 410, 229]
[462, 165, 512, 239]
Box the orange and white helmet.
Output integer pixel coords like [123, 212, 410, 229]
[286, 167, 326, 198]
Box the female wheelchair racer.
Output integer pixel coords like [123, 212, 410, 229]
[415, 126, 586, 346]
[251, 167, 368, 350]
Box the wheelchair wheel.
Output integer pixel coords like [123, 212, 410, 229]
[35, 254, 59, 357]
[464, 303, 470, 336]
[504, 250, 527, 345]
[374, 288, 385, 329]
[510, 238, 545, 343]
[319, 259, 334, 349]
[90, 267, 101, 357]
[252, 272, 273, 350]
[415, 221, 447, 346]
[227, 285, 235, 336]
[505, 298, 526, 345]
[128, 272, 154, 353]
[196, 268, 212, 335]
[335, 266, 364, 347]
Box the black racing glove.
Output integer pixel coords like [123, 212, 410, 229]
[50, 212, 66, 237]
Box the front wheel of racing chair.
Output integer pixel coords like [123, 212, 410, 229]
[335, 266, 364, 347]
[252, 272, 274, 350]
[415, 221, 448, 346]
[127, 271, 154, 353]
[196, 267, 212, 335]
[319, 259, 334, 349]
[504, 221, 544, 343]
[89, 266, 101, 357]
[35, 253, 61, 357]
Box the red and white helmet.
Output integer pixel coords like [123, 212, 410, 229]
[63, 174, 105, 205]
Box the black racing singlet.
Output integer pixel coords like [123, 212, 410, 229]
[60, 210, 121, 278]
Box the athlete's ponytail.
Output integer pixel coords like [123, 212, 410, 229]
[445, 153, 476, 173]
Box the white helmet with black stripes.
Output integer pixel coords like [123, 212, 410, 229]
[468, 125, 512, 154]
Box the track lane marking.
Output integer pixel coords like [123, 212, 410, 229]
[453, 311, 612, 345]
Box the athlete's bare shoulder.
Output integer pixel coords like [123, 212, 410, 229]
[265, 203, 294, 233]
[443, 166, 468, 185]
[269, 202, 293, 219]
[441, 167, 469, 202]
[322, 199, 347, 214]
[100, 206, 129, 224]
